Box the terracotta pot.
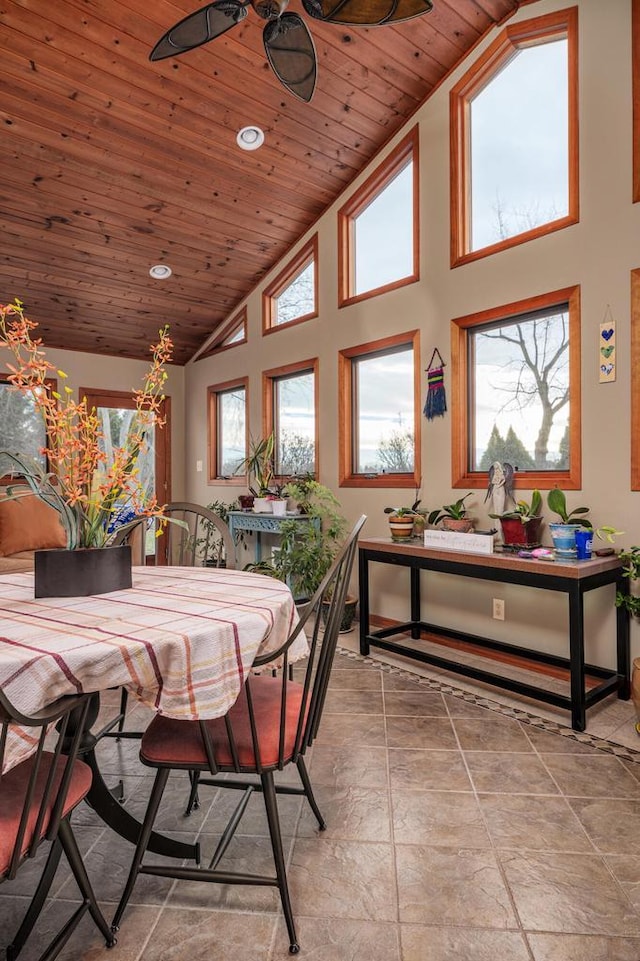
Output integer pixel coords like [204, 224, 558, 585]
[500, 516, 543, 549]
[441, 517, 473, 533]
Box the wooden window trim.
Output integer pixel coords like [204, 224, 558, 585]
[338, 126, 420, 308]
[206, 377, 248, 485]
[197, 308, 247, 362]
[262, 236, 318, 335]
[338, 330, 421, 489]
[634, 0, 640, 203]
[0, 375, 57, 483]
[631, 270, 640, 488]
[450, 7, 579, 268]
[262, 358, 319, 481]
[451, 286, 581, 491]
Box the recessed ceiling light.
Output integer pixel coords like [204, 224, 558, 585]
[149, 264, 172, 279]
[236, 126, 265, 151]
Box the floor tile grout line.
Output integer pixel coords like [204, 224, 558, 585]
[336, 647, 640, 764]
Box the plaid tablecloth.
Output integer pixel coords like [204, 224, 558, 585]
[0, 566, 303, 770]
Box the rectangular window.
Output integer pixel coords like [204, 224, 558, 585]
[263, 360, 318, 478]
[339, 331, 420, 489]
[451, 287, 581, 490]
[338, 127, 419, 307]
[207, 379, 248, 483]
[263, 236, 318, 334]
[450, 7, 578, 266]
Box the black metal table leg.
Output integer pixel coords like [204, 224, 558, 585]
[359, 550, 370, 656]
[568, 584, 586, 732]
[65, 694, 197, 861]
[82, 747, 198, 860]
[616, 573, 631, 700]
[410, 565, 421, 639]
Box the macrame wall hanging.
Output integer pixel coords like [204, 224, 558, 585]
[424, 348, 447, 420]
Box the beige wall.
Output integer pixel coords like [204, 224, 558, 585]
[184, 0, 639, 666]
[40, 346, 186, 500]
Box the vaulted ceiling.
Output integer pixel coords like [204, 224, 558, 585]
[1, 0, 523, 365]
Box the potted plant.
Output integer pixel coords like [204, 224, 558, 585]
[236, 434, 275, 512]
[546, 488, 591, 557]
[194, 499, 250, 566]
[246, 480, 358, 631]
[0, 299, 172, 596]
[489, 489, 543, 550]
[384, 496, 422, 542]
[428, 494, 474, 533]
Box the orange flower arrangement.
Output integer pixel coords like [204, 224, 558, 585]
[0, 298, 172, 549]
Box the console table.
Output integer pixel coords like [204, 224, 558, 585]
[358, 537, 630, 731]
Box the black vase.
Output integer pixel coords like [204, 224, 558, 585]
[34, 545, 133, 598]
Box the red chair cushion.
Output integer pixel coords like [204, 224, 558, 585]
[141, 676, 305, 771]
[0, 754, 92, 877]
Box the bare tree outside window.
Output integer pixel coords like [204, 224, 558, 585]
[96, 407, 155, 502]
[218, 387, 246, 476]
[470, 38, 569, 252]
[355, 347, 415, 474]
[274, 371, 315, 475]
[376, 428, 414, 473]
[472, 308, 570, 471]
[275, 262, 314, 326]
[279, 430, 315, 476]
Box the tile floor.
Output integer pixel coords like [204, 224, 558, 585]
[2, 643, 640, 961]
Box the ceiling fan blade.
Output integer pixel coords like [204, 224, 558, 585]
[263, 13, 317, 103]
[150, 1, 248, 61]
[302, 0, 432, 26]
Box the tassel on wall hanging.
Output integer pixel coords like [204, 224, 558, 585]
[424, 348, 447, 420]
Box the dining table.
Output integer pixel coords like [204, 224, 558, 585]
[0, 565, 304, 859]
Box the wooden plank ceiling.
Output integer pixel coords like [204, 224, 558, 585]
[0, 0, 522, 365]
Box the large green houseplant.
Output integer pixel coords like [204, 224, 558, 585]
[246, 479, 357, 629]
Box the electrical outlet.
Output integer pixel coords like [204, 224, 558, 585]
[196, 460, 203, 473]
[492, 598, 505, 621]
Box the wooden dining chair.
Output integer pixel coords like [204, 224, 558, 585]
[95, 501, 237, 744]
[110, 514, 366, 955]
[110, 500, 237, 569]
[1, 690, 116, 961]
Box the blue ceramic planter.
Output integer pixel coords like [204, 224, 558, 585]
[549, 523, 580, 558]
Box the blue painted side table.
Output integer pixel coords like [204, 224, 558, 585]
[227, 511, 320, 564]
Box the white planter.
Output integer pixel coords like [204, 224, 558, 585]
[253, 498, 273, 514]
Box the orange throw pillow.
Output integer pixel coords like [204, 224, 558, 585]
[0, 494, 67, 557]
